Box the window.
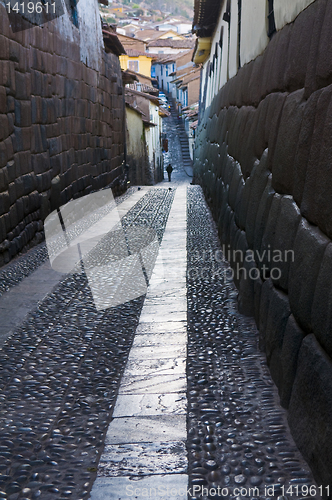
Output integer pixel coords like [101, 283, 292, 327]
[219, 26, 224, 48]
[166, 65, 169, 77]
[128, 60, 139, 72]
[69, 0, 78, 28]
[238, 0, 242, 68]
[223, 0, 231, 23]
[267, 0, 276, 39]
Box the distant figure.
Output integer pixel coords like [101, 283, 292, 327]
[166, 163, 173, 182]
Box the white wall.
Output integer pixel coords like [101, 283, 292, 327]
[228, 0, 239, 79]
[240, 0, 269, 66]
[274, 0, 316, 31]
[77, 0, 104, 70]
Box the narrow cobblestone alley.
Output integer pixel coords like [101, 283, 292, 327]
[0, 110, 321, 500]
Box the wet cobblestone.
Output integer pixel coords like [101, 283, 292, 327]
[0, 189, 174, 500]
[186, 186, 321, 500]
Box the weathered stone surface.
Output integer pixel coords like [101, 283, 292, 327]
[288, 334, 332, 488]
[266, 92, 287, 170]
[263, 24, 292, 95]
[293, 89, 322, 206]
[239, 107, 256, 178]
[272, 195, 301, 291]
[312, 243, 332, 359]
[259, 193, 282, 272]
[284, 4, 315, 92]
[265, 286, 291, 388]
[301, 86, 332, 239]
[280, 314, 306, 409]
[248, 54, 264, 106]
[228, 160, 242, 211]
[306, 1, 327, 93]
[253, 275, 263, 327]
[258, 278, 274, 351]
[315, 0, 332, 90]
[271, 89, 305, 195]
[253, 174, 274, 260]
[237, 175, 251, 231]
[245, 150, 269, 248]
[289, 218, 330, 333]
[238, 256, 257, 317]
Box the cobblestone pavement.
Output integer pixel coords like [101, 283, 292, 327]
[186, 186, 320, 500]
[0, 110, 321, 500]
[0, 189, 175, 500]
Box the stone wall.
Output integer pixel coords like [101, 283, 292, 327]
[193, 0, 332, 491]
[0, 4, 125, 267]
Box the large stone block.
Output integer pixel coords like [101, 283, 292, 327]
[248, 54, 264, 106]
[237, 169, 252, 230]
[288, 334, 332, 489]
[0, 142, 8, 168]
[253, 174, 274, 259]
[15, 100, 32, 128]
[240, 61, 253, 107]
[258, 278, 274, 351]
[284, 4, 315, 92]
[0, 191, 10, 216]
[301, 85, 332, 239]
[259, 193, 282, 274]
[237, 107, 256, 177]
[0, 114, 9, 141]
[245, 150, 269, 248]
[266, 92, 287, 172]
[228, 106, 248, 164]
[15, 72, 31, 100]
[289, 218, 330, 333]
[304, 0, 328, 98]
[234, 175, 245, 228]
[271, 89, 305, 195]
[0, 86, 6, 114]
[0, 34, 9, 60]
[293, 88, 322, 207]
[251, 98, 269, 160]
[253, 276, 263, 327]
[228, 160, 242, 211]
[265, 286, 291, 388]
[315, 0, 332, 90]
[279, 314, 306, 409]
[272, 195, 301, 291]
[312, 243, 332, 359]
[238, 256, 258, 317]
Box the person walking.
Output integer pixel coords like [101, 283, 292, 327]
[166, 163, 173, 182]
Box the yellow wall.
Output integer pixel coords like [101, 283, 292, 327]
[126, 107, 145, 157]
[119, 55, 152, 77]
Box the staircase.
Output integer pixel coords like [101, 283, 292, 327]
[169, 99, 193, 177]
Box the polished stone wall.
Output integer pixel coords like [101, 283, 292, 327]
[193, 0, 332, 489]
[0, 5, 125, 266]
